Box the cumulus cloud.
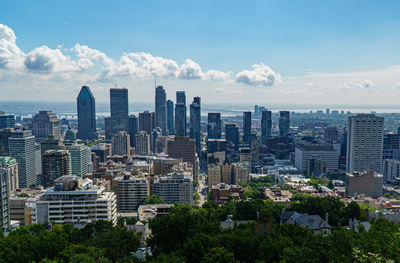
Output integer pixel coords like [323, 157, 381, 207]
[0, 24, 24, 68]
[337, 80, 374, 91]
[24, 46, 78, 73]
[203, 70, 233, 82]
[177, 59, 203, 79]
[73, 43, 114, 71]
[235, 63, 281, 86]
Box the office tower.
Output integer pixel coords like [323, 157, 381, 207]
[279, 111, 290, 137]
[139, 111, 154, 134]
[294, 142, 339, 173]
[32, 111, 61, 143]
[77, 86, 97, 140]
[345, 170, 383, 198]
[128, 115, 138, 148]
[66, 144, 91, 177]
[36, 175, 117, 225]
[108, 88, 129, 139]
[155, 86, 167, 135]
[190, 97, 201, 153]
[0, 164, 10, 232]
[167, 137, 196, 174]
[0, 113, 15, 129]
[0, 157, 18, 194]
[207, 113, 221, 139]
[254, 105, 259, 117]
[91, 143, 111, 163]
[233, 163, 250, 185]
[225, 124, 240, 150]
[261, 110, 272, 145]
[40, 136, 64, 159]
[175, 91, 187, 136]
[243, 111, 252, 145]
[112, 175, 148, 211]
[207, 139, 226, 154]
[0, 128, 13, 156]
[383, 133, 400, 160]
[111, 131, 130, 156]
[383, 159, 400, 184]
[42, 150, 71, 188]
[135, 131, 150, 156]
[167, 100, 174, 134]
[8, 130, 36, 188]
[35, 144, 41, 177]
[151, 128, 162, 153]
[153, 173, 193, 204]
[324, 127, 339, 143]
[346, 114, 384, 173]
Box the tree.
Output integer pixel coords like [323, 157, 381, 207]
[144, 195, 164, 205]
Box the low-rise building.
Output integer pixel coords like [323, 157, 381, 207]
[345, 170, 383, 198]
[280, 210, 331, 235]
[112, 175, 148, 212]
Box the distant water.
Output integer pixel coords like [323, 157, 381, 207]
[1, 101, 400, 117]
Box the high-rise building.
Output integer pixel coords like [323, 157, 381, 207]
[346, 114, 384, 173]
[279, 111, 290, 137]
[139, 111, 154, 134]
[0, 128, 13, 156]
[208, 165, 221, 187]
[233, 163, 250, 185]
[0, 157, 18, 195]
[175, 91, 187, 137]
[225, 124, 239, 150]
[107, 88, 129, 139]
[128, 115, 138, 148]
[261, 110, 272, 145]
[66, 144, 91, 177]
[111, 131, 130, 156]
[151, 128, 162, 153]
[207, 113, 221, 139]
[153, 173, 193, 204]
[167, 100, 174, 134]
[36, 175, 117, 225]
[345, 170, 383, 198]
[112, 175, 148, 211]
[243, 111, 252, 145]
[0, 165, 10, 232]
[91, 143, 111, 163]
[8, 130, 36, 188]
[0, 113, 15, 129]
[295, 143, 339, 173]
[190, 97, 201, 153]
[42, 150, 71, 188]
[383, 159, 400, 184]
[135, 132, 150, 156]
[155, 86, 167, 135]
[77, 86, 97, 140]
[324, 127, 339, 143]
[32, 111, 61, 143]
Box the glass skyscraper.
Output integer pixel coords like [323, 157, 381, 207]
[243, 111, 252, 145]
[190, 97, 201, 153]
[175, 91, 187, 136]
[279, 111, 290, 137]
[207, 113, 221, 139]
[167, 100, 174, 134]
[108, 88, 129, 139]
[77, 86, 97, 140]
[261, 110, 272, 145]
[155, 86, 167, 135]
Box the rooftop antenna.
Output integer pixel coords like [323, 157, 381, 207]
[114, 83, 117, 89]
[154, 73, 157, 88]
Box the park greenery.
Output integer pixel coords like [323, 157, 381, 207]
[1, 196, 399, 262]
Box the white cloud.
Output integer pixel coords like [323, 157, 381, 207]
[235, 63, 281, 86]
[203, 70, 233, 82]
[73, 43, 114, 71]
[0, 24, 24, 68]
[177, 59, 203, 79]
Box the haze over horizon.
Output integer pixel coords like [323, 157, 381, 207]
[1, 1, 400, 104]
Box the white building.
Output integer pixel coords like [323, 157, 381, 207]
[36, 175, 117, 225]
[346, 114, 384, 173]
[67, 144, 92, 177]
[233, 163, 250, 185]
[295, 143, 339, 173]
[153, 173, 193, 204]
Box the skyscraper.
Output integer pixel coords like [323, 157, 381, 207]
[139, 111, 154, 134]
[207, 113, 221, 139]
[175, 91, 187, 136]
[107, 88, 129, 139]
[225, 124, 239, 150]
[0, 165, 10, 232]
[167, 100, 174, 134]
[66, 144, 91, 177]
[135, 132, 150, 156]
[346, 114, 384, 173]
[190, 97, 201, 153]
[42, 150, 71, 188]
[261, 110, 272, 145]
[0, 113, 15, 129]
[77, 86, 97, 140]
[155, 86, 167, 135]
[279, 111, 290, 137]
[128, 115, 138, 148]
[8, 130, 36, 188]
[112, 131, 130, 156]
[243, 111, 252, 145]
[32, 111, 61, 143]
[0, 128, 13, 156]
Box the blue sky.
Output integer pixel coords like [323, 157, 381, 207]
[1, 0, 400, 104]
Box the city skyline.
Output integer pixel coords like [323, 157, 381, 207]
[1, 1, 400, 104]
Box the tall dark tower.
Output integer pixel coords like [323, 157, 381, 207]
[261, 110, 272, 145]
[279, 111, 290, 137]
[155, 86, 167, 135]
[190, 97, 201, 153]
[167, 100, 174, 134]
[108, 88, 129, 139]
[77, 86, 97, 140]
[175, 91, 187, 136]
[243, 111, 252, 145]
[207, 113, 221, 139]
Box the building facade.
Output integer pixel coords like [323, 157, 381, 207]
[77, 86, 97, 140]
